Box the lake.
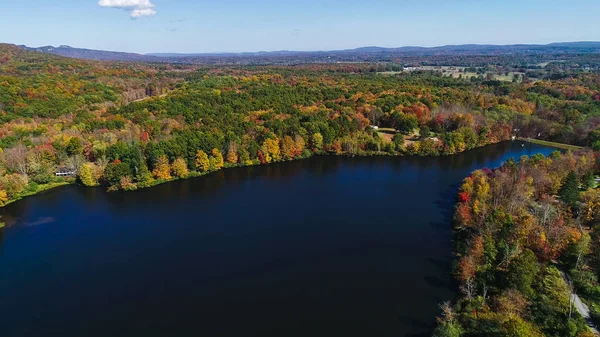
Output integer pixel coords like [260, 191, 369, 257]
[0, 142, 557, 337]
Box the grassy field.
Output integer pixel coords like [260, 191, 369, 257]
[375, 127, 397, 142]
[519, 138, 583, 151]
[379, 67, 528, 82]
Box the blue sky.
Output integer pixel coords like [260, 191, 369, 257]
[1, 0, 599, 54]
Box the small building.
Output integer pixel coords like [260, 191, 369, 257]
[55, 167, 76, 177]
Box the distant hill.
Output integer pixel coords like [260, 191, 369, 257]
[145, 42, 600, 57]
[14, 41, 600, 64]
[19, 45, 158, 62]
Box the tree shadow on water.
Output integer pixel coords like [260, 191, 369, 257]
[424, 276, 453, 290]
[428, 221, 451, 230]
[426, 257, 452, 274]
[398, 315, 434, 337]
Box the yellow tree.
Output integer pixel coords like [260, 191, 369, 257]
[0, 190, 8, 206]
[281, 136, 296, 160]
[582, 189, 600, 227]
[79, 163, 98, 187]
[311, 133, 323, 152]
[226, 142, 239, 164]
[152, 155, 172, 180]
[211, 148, 224, 170]
[261, 138, 280, 163]
[171, 157, 188, 178]
[195, 150, 210, 172]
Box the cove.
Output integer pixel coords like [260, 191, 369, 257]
[0, 142, 557, 337]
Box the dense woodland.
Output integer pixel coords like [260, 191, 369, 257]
[1, 44, 600, 206]
[2, 43, 600, 334]
[433, 150, 600, 337]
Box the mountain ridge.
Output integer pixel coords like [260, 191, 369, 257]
[13, 41, 600, 63]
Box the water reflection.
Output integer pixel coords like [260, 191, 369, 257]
[0, 141, 557, 337]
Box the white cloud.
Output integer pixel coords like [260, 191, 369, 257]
[98, 0, 157, 18]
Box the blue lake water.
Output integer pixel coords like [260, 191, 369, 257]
[0, 141, 557, 337]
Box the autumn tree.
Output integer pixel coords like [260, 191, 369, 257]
[261, 138, 281, 163]
[195, 150, 210, 172]
[332, 140, 342, 155]
[120, 176, 137, 191]
[171, 157, 188, 178]
[2, 145, 28, 176]
[581, 189, 600, 228]
[281, 136, 296, 160]
[210, 148, 224, 170]
[226, 142, 239, 164]
[433, 302, 463, 337]
[79, 163, 98, 187]
[0, 190, 8, 206]
[311, 133, 323, 152]
[152, 155, 172, 180]
[366, 105, 384, 126]
[294, 135, 306, 156]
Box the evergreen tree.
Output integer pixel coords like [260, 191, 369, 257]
[559, 171, 580, 207]
[135, 161, 154, 188]
[582, 171, 595, 190]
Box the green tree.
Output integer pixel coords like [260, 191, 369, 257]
[394, 113, 418, 134]
[582, 171, 595, 190]
[104, 162, 131, 186]
[559, 171, 580, 207]
[506, 249, 540, 297]
[433, 322, 463, 337]
[136, 161, 154, 188]
[392, 133, 405, 149]
[66, 137, 83, 156]
[311, 133, 323, 152]
[420, 125, 431, 138]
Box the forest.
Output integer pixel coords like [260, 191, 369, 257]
[433, 150, 600, 337]
[1, 43, 600, 206]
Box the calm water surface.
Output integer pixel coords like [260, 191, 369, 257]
[0, 142, 556, 337]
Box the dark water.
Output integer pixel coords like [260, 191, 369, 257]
[0, 142, 556, 337]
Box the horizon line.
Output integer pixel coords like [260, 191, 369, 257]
[12, 40, 600, 56]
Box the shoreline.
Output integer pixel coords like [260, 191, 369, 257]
[0, 139, 569, 208]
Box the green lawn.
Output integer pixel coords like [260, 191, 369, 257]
[519, 138, 583, 151]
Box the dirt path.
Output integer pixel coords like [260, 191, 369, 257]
[562, 271, 599, 335]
